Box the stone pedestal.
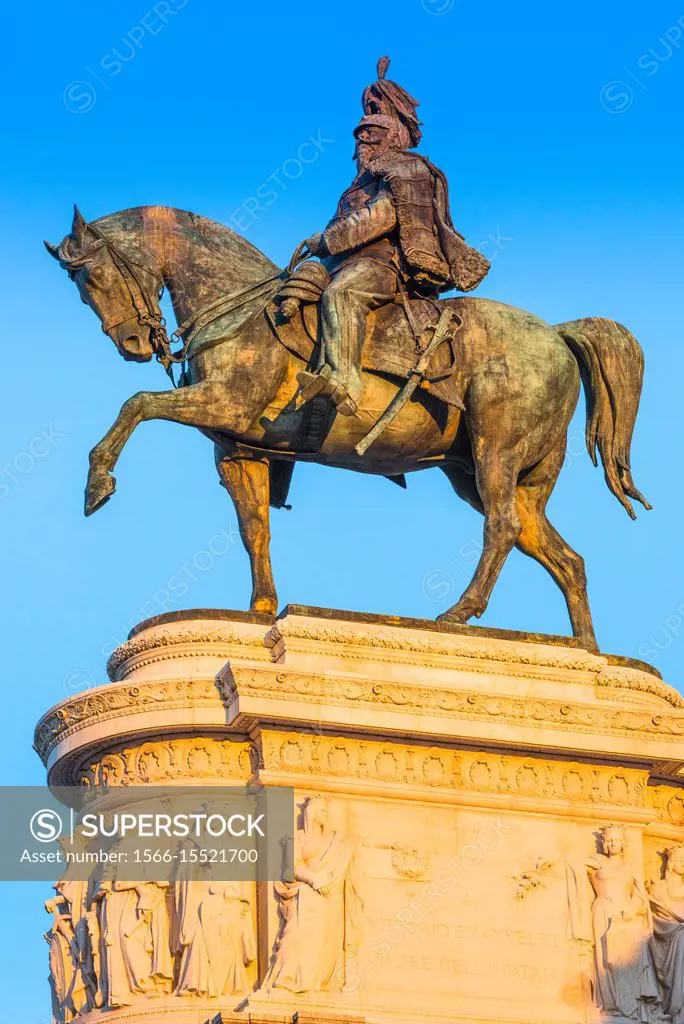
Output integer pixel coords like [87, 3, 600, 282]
[35, 607, 684, 1024]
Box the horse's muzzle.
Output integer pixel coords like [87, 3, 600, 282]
[109, 321, 155, 362]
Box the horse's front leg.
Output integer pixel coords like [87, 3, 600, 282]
[85, 383, 253, 516]
[85, 391, 149, 515]
[215, 445, 278, 615]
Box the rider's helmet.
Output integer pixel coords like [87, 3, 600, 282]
[352, 113, 396, 136]
[353, 113, 410, 152]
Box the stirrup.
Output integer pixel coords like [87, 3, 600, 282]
[333, 390, 357, 417]
[296, 364, 333, 403]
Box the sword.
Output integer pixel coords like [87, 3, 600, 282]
[355, 307, 462, 457]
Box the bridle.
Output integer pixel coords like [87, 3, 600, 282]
[60, 220, 311, 385]
[59, 220, 178, 379]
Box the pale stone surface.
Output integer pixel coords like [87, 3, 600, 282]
[34, 609, 684, 1024]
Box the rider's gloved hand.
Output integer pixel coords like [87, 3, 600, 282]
[305, 232, 329, 258]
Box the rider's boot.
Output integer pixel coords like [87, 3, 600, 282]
[296, 364, 361, 416]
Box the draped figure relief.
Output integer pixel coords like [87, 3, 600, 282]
[263, 795, 362, 994]
[45, 891, 87, 1024]
[95, 878, 173, 1007]
[649, 844, 684, 1023]
[174, 855, 256, 998]
[566, 825, 665, 1022]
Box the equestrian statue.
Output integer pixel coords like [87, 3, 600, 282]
[45, 58, 651, 649]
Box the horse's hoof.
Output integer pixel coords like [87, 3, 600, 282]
[437, 598, 484, 624]
[436, 609, 468, 625]
[85, 473, 116, 516]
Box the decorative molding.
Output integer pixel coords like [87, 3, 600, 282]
[649, 786, 684, 827]
[225, 667, 684, 742]
[107, 625, 268, 680]
[257, 730, 649, 812]
[34, 679, 228, 764]
[79, 735, 256, 786]
[595, 666, 684, 709]
[266, 620, 603, 675]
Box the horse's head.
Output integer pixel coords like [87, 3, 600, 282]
[45, 206, 161, 363]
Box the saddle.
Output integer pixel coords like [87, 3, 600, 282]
[266, 291, 464, 410]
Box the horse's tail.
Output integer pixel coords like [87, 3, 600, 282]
[555, 317, 652, 519]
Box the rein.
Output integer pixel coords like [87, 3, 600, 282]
[167, 240, 312, 373]
[67, 221, 311, 387]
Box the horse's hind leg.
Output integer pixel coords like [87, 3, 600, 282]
[514, 443, 597, 648]
[215, 444, 278, 616]
[438, 446, 522, 624]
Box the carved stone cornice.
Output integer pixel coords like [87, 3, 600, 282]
[595, 666, 684, 709]
[265, 618, 603, 677]
[224, 665, 684, 742]
[107, 624, 269, 680]
[34, 678, 228, 765]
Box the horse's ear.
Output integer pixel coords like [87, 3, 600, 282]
[44, 240, 61, 260]
[71, 205, 88, 246]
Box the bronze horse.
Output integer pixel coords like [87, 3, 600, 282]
[46, 205, 651, 647]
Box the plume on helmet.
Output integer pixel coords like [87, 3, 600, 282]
[361, 56, 422, 149]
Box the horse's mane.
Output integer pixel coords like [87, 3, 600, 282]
[91, 206, 279, 284]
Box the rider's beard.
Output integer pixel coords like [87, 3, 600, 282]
[356, 140, 392, 172]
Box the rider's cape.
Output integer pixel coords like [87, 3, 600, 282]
[367, 151, 490, 293]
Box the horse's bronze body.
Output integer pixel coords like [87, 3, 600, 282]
[46, 205, 651, 647]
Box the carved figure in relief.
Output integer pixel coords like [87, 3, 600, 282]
[45, 892, 87, 1023]
[95, 877, 173, 1007]
[649, 843, 684, 1022]
[174, 853, 256, 998]
[263, 796, 362, 994]
[566, 826, 664, 1022]
[56, 874, 100, 1012]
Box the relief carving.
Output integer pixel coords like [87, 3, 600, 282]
[174, 855, 256, 998]
[513, 858, 554, 900]
[95, 876, 173, 1006]
[390, 845, 428, 879]
[79, 736, 255, 788]
[566, 825, 665, 1021]
[263, 796, 362, 994]
[45, 885, 92, 1022]
[45, 845, 257, 1017]
[261, 730, 649, 814]
[648, 843, 684, 1023]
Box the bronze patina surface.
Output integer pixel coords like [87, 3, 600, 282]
[45, 61, 650, 649]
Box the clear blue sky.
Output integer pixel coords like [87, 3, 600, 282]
[2, 0, 683, 1016]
